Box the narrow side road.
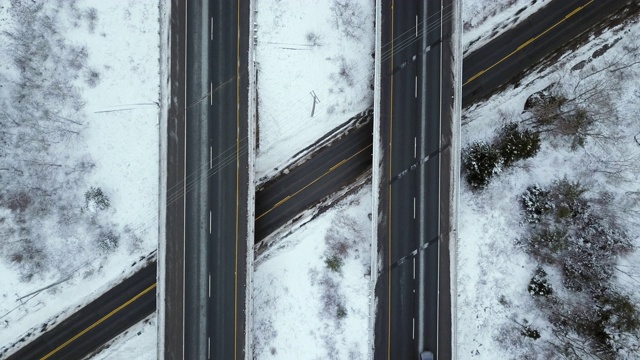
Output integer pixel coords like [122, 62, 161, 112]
[7, 264, 156, 360]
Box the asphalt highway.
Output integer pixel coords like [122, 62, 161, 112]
[463, 0, 634, 107]
[6, 264, 156, 360]
[165, 0, 249, 358]
[9, 1, 636, 359]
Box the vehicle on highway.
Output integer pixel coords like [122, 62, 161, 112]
[420, 351, 434, 360]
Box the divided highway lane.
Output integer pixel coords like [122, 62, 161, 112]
[375, 0, 452, 358]
[183, 1, 212, 358]
[416, 0, 453, 357]
[385, 1, 420, 359]
[207, 0, 249, 359]
[7, 264, 156, 360]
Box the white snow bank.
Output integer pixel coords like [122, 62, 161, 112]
[252, 185, 372, 359]
[254, 0, 374, 180]
[0, 0, 160, 355]
[462, 0, 551, 54]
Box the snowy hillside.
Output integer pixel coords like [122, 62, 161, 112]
[0, 0, 161, 356]
[457, 10, 640, 358]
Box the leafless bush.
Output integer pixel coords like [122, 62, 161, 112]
[330, 0, 367, 40]
[329, 56, 356, 93]
[305, 31, 321, 46]
[84, 68, 101, 88]
[9, 238, 47, 282]
[84, 7, 98, 32]
[319, 273, 341, 315]
[67, 45, 88, 71]
[0, 1, 124, 282]
[523, 59, 627, 150]
[519, 178, 639, 355]
[6, 192, 32, 212]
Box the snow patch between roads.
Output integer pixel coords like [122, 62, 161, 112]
[253, 0, 374, 182]
[252, 184, 372, 359]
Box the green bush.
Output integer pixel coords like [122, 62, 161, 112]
[520, 325, 541, 340]
[85, 187, 110, 211]
[496, 122, 541, 167]
[325, 255, 343, 273]
[520, 185, 552, 223]
[462, 141, 501, 190]
[528, 267, 553, 297]
[549, 179, 589, 224]
[336, 305, 347, 319]
[598, 292, 640, 334]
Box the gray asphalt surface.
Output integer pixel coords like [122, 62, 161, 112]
[183, 0, 248, 359]
[207, 0, 249, 359]
[183, 1, 211, 358]
[163, 0, 186, 358]
[375, 0, 452, 358]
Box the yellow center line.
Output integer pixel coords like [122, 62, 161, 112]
[329, 159, 348, 171]
[388, 1, 394, 359]
[273, 195, 292, 208]
[463, 0, 595, 87]
[40, 283, 157, 360]
[255, 143, 373, 221]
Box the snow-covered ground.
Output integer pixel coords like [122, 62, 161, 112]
[252, 185, 372, 359]
[254, 0, 374, 181]
[85, 313, 157, 360]
[462, 0, 551, 54]
[0, 0, 161, 356]
[457, 13, 640, 358]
